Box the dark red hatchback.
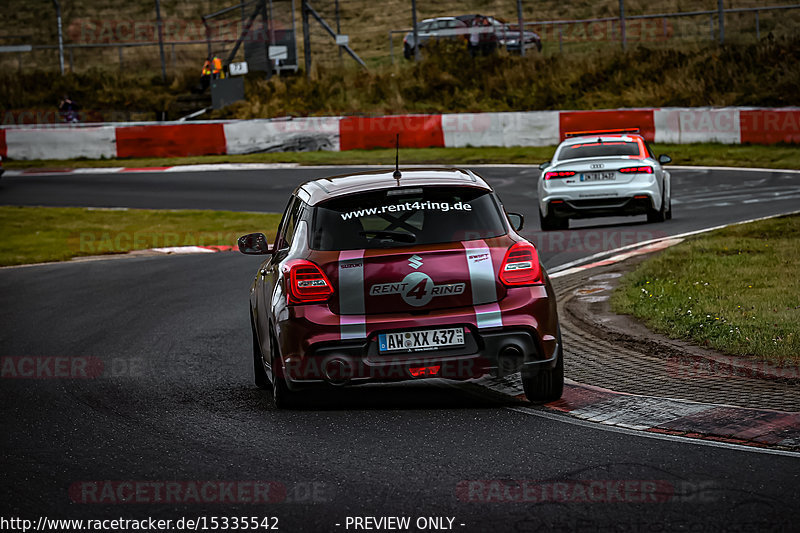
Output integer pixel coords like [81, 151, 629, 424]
[239, 168, 563, 408]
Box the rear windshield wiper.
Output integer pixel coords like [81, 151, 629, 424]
[359, 230, 416, 243]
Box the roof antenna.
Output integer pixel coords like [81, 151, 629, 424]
[393, 133, 401, 181]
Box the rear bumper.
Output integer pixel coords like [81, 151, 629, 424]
[548, 196, 654, 219]
[273, 284, 559, 390]
[281, 327, 558, 389]
[540, 175, 661, 218]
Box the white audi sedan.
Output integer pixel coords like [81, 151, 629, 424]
[537, 129, 672, 231]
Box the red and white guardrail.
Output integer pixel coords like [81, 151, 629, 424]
[0, 107, 797, 160]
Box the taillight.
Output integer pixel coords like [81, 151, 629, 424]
[499, 242, 543, 286]
[286, 260, 333, 304]
[618, 166, 653, 174]
[409, 366, 441, 377]
[544, 170, 576, 180]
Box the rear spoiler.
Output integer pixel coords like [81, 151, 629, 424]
[565, 128, 640, 138]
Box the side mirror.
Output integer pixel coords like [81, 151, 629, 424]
[658, 154, 672, 164]
[507, 212, 524, 232]
[238, 233, 273, 255]
[538, 161, 550, 171]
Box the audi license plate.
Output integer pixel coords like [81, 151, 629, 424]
[379, 327, 464, 353]
[580, 172, 616, 182]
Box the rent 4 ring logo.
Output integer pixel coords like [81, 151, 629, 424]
[370, 272, 465, 307]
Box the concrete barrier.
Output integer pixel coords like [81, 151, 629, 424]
[654, 108, 741, 144]
[4, 126, 116, 160]
[1, 107, 797, 160]
[442, 111, 559, 148]
[224, 117, 341, 154]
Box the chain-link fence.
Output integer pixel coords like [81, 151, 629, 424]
[2, 1, 798, 76]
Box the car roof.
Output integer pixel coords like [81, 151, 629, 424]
[295, 168, 492, 206]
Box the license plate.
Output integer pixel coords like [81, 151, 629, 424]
[580, 172, 616, 182]
[378, 327, 464, 353]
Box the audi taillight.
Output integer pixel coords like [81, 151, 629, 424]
[544, 170, 576, 180]
[499, 242, 543, 286]
[286, 260, 333, 304]
[618, 166, 653, 174]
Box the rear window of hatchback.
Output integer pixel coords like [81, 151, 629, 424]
[309, 187, 507, 251]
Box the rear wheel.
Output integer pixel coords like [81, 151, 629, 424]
[522, 329, 564, 402]
[646, 191, 667, 223]
[251, 310, 269, 389]
[539, 209, 568, 231]
[269, 333, 298, 409]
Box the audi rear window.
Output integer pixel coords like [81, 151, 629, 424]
[309, 187, 506, 251]
[558, 141, 642, 160]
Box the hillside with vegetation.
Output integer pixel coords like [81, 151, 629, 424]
[1, 0, 798, 121]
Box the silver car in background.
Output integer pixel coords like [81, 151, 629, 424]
[537, 129, 672, 231]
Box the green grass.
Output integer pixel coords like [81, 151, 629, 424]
[611, 214, 800, 363]
[0, 206, 281, 267]
[5, 143, 800, 170]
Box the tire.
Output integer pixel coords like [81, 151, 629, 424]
[250, 310, 269, 389]
[646, 190, 667, 223]
[403, 44, 412, 60]
[269, 333, 298, 409]
[522, 330, 564, 402]
[539, 209, 568, 231]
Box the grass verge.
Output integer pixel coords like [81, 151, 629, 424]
[5, 143, 800, 171]
[610, 214, 800, 363]
[0, 206, 281, 267]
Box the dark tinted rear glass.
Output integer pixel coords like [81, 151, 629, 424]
[310, 187, 506, 251]
[559, 141, 642, 160]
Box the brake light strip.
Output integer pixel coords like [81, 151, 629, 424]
[463, 240, 503, 329]
[338, 249, 366, 340]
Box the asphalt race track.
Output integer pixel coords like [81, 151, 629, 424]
[2, 165, 799, 268]
[1, 165, 799, 531]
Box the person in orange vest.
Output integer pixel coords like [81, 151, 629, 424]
[200, 55, 213, 89]
[211, 55, 223, 79]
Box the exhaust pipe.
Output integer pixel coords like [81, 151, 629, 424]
[498, 345, 524, 376]
[322, 357, 353, 386]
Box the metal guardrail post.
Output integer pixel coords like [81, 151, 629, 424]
[411, 0, 420, 61]
[756, 10, 760, 40]
[389, 31, 394, 63]
[710, 14, 714, 41]
[517, 0, 525, 57]
[619, 0, 626, 50]
[155, 0, 167, 83]
[52, 0, 64, 75]
[718, 0, 725, 43]
[302, 0, 311, 77]
[335, 0, 342, 59]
